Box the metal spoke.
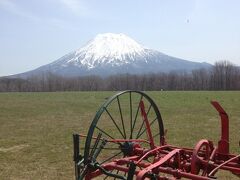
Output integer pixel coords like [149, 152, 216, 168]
[136, 121, 145, 139]
[105, 107, 125, 139]
[132, 95, 143, 134]
[136, 121, 144, 139]
[95, 126, 115, 140]
[153, 132, 161, 139]
[117, 96, 126, 139]
[100, 151, 122, 165]
[146, 104, 152, 115]
[135, 104, 152, 139]
[136, 117, 157, 139]
[129, 92, 133, 139]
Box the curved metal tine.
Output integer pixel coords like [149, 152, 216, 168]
[103, 170, 114, 180]
[81, 147, 123, 150]
[136, 117, 157, 139]
[135, 104, 152, 139]
[105, 107, 125, 139]
[79, 165, 88, 180]
[117, 96, 126, 139]
[114, 170, 120, 180]
[123, 170, 127, 178]
[131, 95, 143, 134]
[89, 133, 102, 159]
[92, 139, 107, 162]
[100, 151, 122, 165]
[78, 157, 85, 176]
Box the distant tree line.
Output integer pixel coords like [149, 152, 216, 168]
[1, 60, 240, 92]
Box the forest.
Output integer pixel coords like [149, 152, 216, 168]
[0, 60, 239, 92]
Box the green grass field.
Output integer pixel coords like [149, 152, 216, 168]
[0, 91, 239, 179]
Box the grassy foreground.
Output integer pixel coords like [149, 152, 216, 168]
[0, 91, 239, 179]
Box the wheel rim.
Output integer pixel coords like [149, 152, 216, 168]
[84, 90, 164, 171]
[191, 139, 214, 175]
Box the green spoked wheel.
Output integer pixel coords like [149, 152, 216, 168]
[83, 90, 164, 178]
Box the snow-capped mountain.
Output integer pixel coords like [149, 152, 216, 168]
[52, 33, 151, 69]
[14, 33, 211, 77]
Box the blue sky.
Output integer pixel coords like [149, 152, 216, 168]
[0, 0, 240, 76]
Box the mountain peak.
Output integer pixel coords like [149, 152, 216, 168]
[15, 33, 212, 78]
[91, 33, 143, 49]
[65, 33, 147, 69]
[76, 33, 146, 60]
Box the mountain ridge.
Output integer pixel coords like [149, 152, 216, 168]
[9, 33, 212, 78]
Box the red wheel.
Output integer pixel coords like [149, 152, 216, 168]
[191, 139, 214, 175]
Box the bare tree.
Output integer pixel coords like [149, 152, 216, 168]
[1, 60, 240, 92]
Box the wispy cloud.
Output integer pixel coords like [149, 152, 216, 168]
[0, 0, 81, 30]
[0, 0, 41, 21]
[0, 0, 15, 10]
[60, 0, 90, 17]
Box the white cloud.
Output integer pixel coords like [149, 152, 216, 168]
[60, 0, 89, 17]
[0, 0, 41, 21]
[0, 0, 80, 30]
[0, 0, 20, 15]
[0, 0, 15, 9]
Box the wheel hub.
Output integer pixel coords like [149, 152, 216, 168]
[120, 142, 134, 156]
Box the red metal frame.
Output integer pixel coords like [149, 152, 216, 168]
[139, 100, 155, 150]
[78, 101, 240, 179]
[211, 101, 229, 155]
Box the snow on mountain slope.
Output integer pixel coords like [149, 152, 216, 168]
[13, 33, 212, 78]
[52, 33, 156, 69]
[76, 33, 146, 66]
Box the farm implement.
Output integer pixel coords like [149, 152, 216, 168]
[73, 90, 240, 179]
